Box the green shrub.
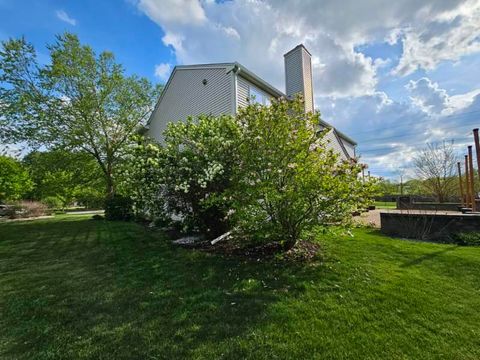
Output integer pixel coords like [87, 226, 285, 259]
[104, 195, 133, 221]
[120, 115, 241, 238]
[452, 232, 480, 246]
[42, 196, 63, 209]
[229, 98, 375, 250]
[120, 98, 377, 249]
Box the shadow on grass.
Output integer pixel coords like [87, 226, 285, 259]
[399, 247, 457, 268]
[0, 217, 335, 359]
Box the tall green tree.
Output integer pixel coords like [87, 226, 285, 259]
[0, 155, 33, 202]
[0, 33, 162, 196]
[23, 150, 105, 206]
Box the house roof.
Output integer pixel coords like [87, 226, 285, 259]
[283, 43, 312, 57]
[148, 62, 356, 147]
[319, 118, 357, 146]
[171, 62, 285, 98]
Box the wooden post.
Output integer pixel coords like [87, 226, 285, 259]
[457, 161, 465, 207]
[465, 155, 471, 209]
[468, 146, 476, 211]
[474, 128, 480, 180]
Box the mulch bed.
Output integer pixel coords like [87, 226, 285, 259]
[173, 236, 321, 262]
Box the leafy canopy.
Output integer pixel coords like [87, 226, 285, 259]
[23, 150, 105, 207]
[0, 33, 162, 195]
[0, 155, 33, 202]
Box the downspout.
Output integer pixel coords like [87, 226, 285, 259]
[231, 64, 241, 115]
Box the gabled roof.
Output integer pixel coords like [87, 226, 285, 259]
[147, 62, 284, 125]
[147, 62, 356, 148]
[319, 118, 357, 146]
[227, 62, 285, 98]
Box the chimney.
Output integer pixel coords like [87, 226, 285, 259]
[284, 44, 314, 113]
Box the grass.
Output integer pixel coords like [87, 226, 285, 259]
[374, 201, 396, 209]
[1, 215, 480, 359]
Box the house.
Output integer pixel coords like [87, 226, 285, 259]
[147, 44, 356, 160]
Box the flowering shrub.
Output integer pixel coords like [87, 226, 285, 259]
[229, 98, 375, 250]
[120, 98, 376, 250]
[118, 138, 166, 222]
[119, 115, 241, 236]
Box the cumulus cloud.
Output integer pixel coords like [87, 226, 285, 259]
[319, 88, 480, 178]
[134, 0, 480, 98]
[406, 77, 480, 115]
[406, 78, 449, 114]
[154, 63, 172, 81]
[55, 10, 77, 26]
[394, 0, 480, 75]
[137, 0, 205, 25]
[134, 0, 379, 97]
[132, 0, 480, 178]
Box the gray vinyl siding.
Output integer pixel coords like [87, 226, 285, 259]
[284, 49, 304, 100]
[148, 67, 234, 142]
[237, 75, 250, 109]
[236, 74, 277, 110]
[341, 139, 356, 158]
[322, 129, 349, 161]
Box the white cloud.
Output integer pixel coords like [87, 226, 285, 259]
[406, 77, 480, 115]
[154, 62, 172, 81]
[318, 87, 480, 178]
[393, 1, 480, 75]
[137, 0, 205, 25]
[135, 0, 379, 97]
[134, 0, 480, 98]
[133, 0, 480, 178]
[55, 10, 77, 26]
[406, 78, 449, 114]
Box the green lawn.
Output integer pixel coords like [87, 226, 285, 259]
[1, 216, 480, 359]
[374, 201, 397, 209]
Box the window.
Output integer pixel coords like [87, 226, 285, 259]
[249, 85, 270, 105]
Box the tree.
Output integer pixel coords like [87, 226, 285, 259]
[413, 141, 457, 202]
[0, 33, 162, 196]
[377, 178, 399, 196]
[0, 155, 33, 202]
[23, 150, 105, 207]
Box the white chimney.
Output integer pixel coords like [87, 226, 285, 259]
[284, 44, 314, 113]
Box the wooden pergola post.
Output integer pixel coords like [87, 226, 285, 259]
[468, 146, 476, 211]
[465, 155, 472, 209]
[457, 161, 465, 207]
[473, 129, 480, 211]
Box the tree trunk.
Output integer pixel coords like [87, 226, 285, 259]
[281, 237, 297, 252]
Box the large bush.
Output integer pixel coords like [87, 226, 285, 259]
[104, 195, 133, 221]
[121, 98, 376, 249]
[120, 115, 241, 237]
[229, 98, 373, 250]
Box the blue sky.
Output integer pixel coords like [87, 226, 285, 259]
[1, 0, 480, 180]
